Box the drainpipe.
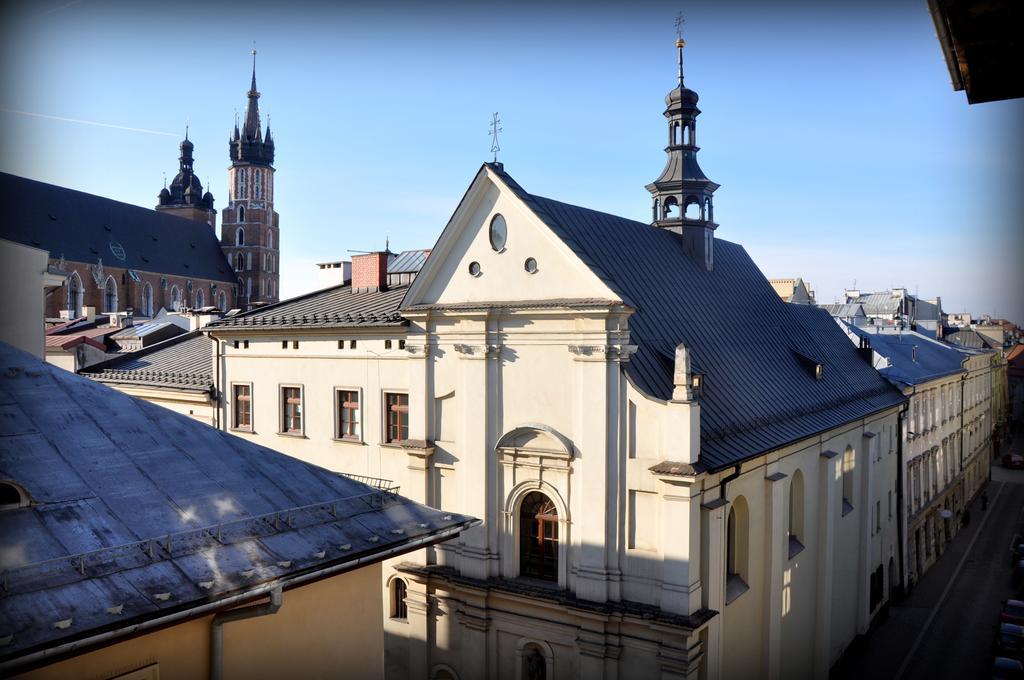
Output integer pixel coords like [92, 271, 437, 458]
[210, 586, 283, 680]
[718, 465, 741, 501]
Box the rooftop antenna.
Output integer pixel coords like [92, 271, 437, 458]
[185, 116, 190, 140]
[489, 112, 502, 163]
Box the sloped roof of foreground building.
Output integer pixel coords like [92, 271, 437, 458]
[0, 342, 476, 672]
[480, 165, 906, 470]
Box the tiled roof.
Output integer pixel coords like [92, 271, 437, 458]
[81, 331, 213, 392]
[206, 284, 409, 330]
[0, 172, 236, 283]
[846, 324, 971, 386]
[489, 164, 905, 470]
[0, 342, 476, 668]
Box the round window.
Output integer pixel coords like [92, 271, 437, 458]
[489, 214, 507, 251]
[468, 261, 482, 277]
[524, 257, 538, 274]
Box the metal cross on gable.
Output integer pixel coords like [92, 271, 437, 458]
[489, 112, 502, 163]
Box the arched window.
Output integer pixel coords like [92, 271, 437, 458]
[672, 122, 681, 145]
[235, 253, 245, 271]
[389, 578, 408, 619]
[254, 169, 261, 199]
[103, 276, 118, 313]
[246, 253, 252, 271]
[142, 282, 153, 317]
[519, 492, 558, 581]
[662, 196, 679, 219]
[789, 470, 805, 557]
[217, 290, 227, 311]
[195, 288, 205, 309]
[682, 124, 690, 145]
[246, 278, 252, 299]
[842, 446, 855, 514]
[684, 198, 702, 220]
[170, 285, 182, 312]
[67, 271, 83, 317]
[238, 205, 245, 222]
[236, 228, 245, 246]
[267, 230, 273, 249]
[726, 495, 749, 602]
[521, 643, 547, 680]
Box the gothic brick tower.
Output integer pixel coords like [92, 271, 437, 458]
[221, 50, 279, 308]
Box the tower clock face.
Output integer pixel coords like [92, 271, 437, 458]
[489, 213, 507, 251]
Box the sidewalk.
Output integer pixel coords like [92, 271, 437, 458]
[832, 466, 1014, 679]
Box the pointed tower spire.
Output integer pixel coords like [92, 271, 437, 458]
[242, 47, 261, 141]
[646, 23, 720, 271]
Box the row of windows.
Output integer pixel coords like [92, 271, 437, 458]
[66, 272, 226, 317]
[229, 339, 406, 351]
[231, 384, 409, 443]
[232, 251, 276, 273]
[234, 168, 271, 202]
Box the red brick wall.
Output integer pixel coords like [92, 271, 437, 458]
[47, 261, 236, 319]
[351, 252, 388, 292]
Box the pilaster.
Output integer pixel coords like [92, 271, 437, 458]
[814, 450, 839, 678]
[657, 476, 703, 615]
[454, 341, 498, 579]
[764, 469, 787, 680]
[702, 496, 727, 680]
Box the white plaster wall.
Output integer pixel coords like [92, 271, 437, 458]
[0, 239, 50, 358]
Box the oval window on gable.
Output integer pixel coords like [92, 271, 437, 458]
[489, 214, 507, 252]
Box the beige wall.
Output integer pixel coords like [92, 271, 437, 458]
[16, 562, 384, 680]
[0, 239, 51, 358]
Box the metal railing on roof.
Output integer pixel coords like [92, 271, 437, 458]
[1, 481, 401, 595]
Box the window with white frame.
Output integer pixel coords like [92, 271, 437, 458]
[280, 385, 303, 434]
[232, 383, 252, 430]
[335, 388, 361, 440]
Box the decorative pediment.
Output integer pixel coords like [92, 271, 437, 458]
[496, 424, 574, 467]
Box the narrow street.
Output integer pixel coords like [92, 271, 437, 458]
[834, 432, 1024, 680]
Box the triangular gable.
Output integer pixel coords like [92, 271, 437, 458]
[401, 165, 621, 309]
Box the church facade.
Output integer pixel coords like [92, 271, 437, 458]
[200, 36, 909, 680]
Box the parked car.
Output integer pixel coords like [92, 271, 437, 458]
[1003, 600, 1024, 626]
[996, 623, 1024, 660]
[1004, 454, 1024, 470]
[993, 656, 1024, 678]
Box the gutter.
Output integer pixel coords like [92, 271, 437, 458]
[211, 586, 282, 680]
[0, 520, 478, 676]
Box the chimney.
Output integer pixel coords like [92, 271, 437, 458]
[83, 305, 96, 323]
[351, 252, 389, 293]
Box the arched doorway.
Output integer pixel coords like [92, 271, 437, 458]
[519, 492, 558, 581]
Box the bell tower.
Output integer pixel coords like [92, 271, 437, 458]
[156, 129, 216, 228]
[645, 32, 720, 271]
[220, 49, 279, 309]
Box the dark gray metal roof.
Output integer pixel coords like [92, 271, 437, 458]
[845, 324, 974, 387]
[388, 249, 429, 274]
[0, 342, 475, 665]
[943, 328, 1001, 350]
[820, 303, 866, 318]
[81, 331, 214, 392]
[488, 164, 905, 470]
[0, 173, 237, 283]
[108, 321, 185, 341]
[206, 284, 409, 330]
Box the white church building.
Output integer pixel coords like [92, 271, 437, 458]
[94, 36, 908, 680]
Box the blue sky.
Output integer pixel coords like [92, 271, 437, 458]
[2, 0, 1021, 321]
